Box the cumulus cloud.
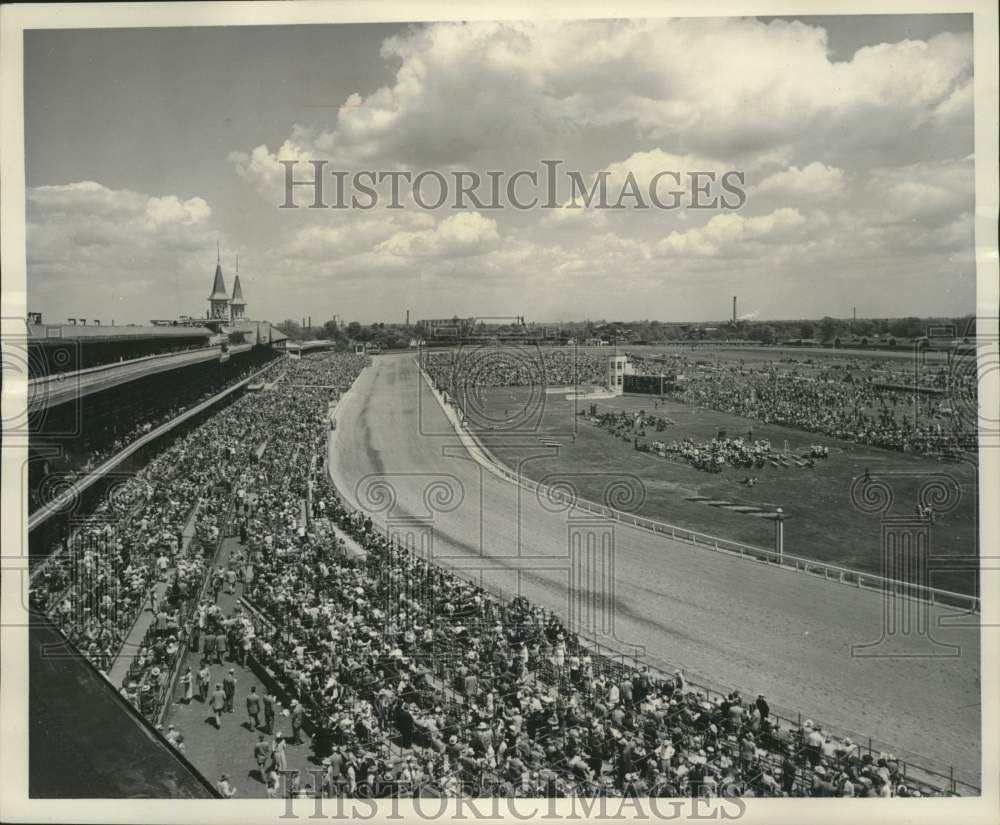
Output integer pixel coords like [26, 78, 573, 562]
[868, 156, 974, 224]
[27, 18, 976, 324]
[656, 207, 806, 257]
[755, 162, 846, 200]
[231, 20, 972, 193]
[27, 181, 220, 322]
[375, 212, 500, 259]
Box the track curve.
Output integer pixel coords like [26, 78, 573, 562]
[328, 353, 980, 785]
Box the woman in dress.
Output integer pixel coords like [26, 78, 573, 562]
[180, 666, 194, 703]
[272, 733, 288, 773]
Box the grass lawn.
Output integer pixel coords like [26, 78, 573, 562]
[467, 383, 978, 597]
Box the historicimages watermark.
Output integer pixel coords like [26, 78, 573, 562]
[278, 160, 747, 212]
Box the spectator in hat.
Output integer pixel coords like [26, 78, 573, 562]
[210, 683, 226, 728]
[216, 773, 236, 798]
[246, 685, 262, 729]
[263, 690, 276, 734]
[214, 628, 227, 664]
[222, 669, 237, 713]
[253, 733, 272, 782]
[289, 699, 305, 745]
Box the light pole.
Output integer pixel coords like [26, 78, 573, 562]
[774, 507, 786, 561]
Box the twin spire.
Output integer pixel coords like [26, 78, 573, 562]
[208, 243, 247, 321]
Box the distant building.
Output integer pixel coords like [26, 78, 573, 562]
[208, 254, 229, 321]
[230, 271, 246, 322]
[204, 249, 250, 328]
[607, 354, 633, 395]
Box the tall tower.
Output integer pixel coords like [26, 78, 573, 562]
[208, 242, 229, 320]
[230, 255, 246, 321]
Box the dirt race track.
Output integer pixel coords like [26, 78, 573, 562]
[328, 353, 981, 787]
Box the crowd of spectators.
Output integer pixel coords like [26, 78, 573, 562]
[420, 348, 608, 395]
[633, 355, 975, 455]
[230, 466, 937, 798]
[26, 353, 307, 681]
[28, 356, 286, 514]
[589, 409, 828, 475]
[27, 350, 954, 798]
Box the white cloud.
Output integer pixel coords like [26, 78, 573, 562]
[231, 21, 972, 192]
[375, 212, 500, 259]
[656, 207, 806, 257]
[27, 181, 221, 322]
[145, 195, 212, 227]
[755, 162, 845, 200]
[869, 156, 973, 224]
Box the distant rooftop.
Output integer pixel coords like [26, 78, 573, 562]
[28, 323, 214, 342]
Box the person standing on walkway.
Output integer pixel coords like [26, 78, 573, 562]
[215, 628, 228, 664]
[265, 769, 281, 799]
[253, 733, 272, 782]
[273, 732, 288, 773]
[215, 774, 236, 798]
[263, 690, 276, 734]
[290, 699, 304, 745]
[223, 669, 237, 713]
[203, 630, 216, 663]
[179, 666, 193, 704]
[210, 683, 226, 728]
[197, 660, 211, 703]
[247, 685, 262, 729]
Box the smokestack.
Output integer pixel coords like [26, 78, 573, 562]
[406, 309, 410, 326]
[308, 315, 312, 330]
[733, 296, 737, 323]
[853, 307, 857, 322]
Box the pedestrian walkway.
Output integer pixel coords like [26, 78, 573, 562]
[312, 515, 367, 560]
[162, 535, 317, 798]
[106, 506, 201, 685]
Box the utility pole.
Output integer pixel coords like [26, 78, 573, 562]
[774, 508, 786, 561]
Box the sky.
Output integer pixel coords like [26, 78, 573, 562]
[24, 15, 975, 326]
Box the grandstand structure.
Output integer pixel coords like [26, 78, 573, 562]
[27, 257, 287, 553]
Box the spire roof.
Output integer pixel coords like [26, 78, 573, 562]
[209, 262, 228, 300]
[230, 274, 246, 306]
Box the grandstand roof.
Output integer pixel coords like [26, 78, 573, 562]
[29, 617, 218, 798]
[208, 262, 228, 300]
[230, 274, 246, 306]
[28, 324, 213, 343]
